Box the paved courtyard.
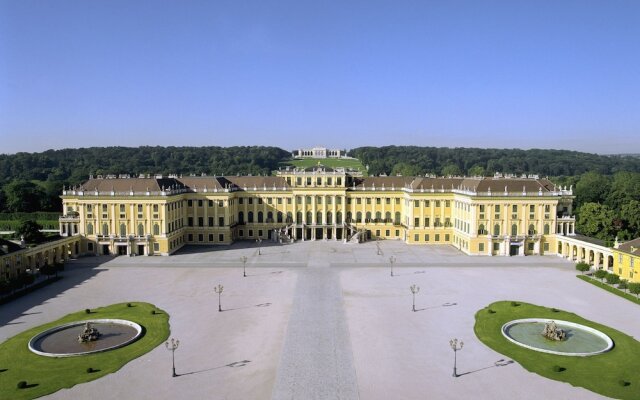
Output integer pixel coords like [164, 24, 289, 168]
[2, 241, 638, 399]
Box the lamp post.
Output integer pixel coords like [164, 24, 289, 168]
[389, 255, 396, 277]
[256, 238, 262, 255]
[410, 284, 420, 312]
[165, 337, 180, 377]
[214, 284, 224, 312]
[241, 255, 247, 277]
[449, 338, 464, 377]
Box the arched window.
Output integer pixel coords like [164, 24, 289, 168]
[478, 224, 485, 234]
[306, 211, 312, 224]
[326, 212, 333, 225]
[286, 211, 293, 223]
[544, 224, 550, 235]
[153, 223, 160, 235]
[385, 212, 391, 222]
[102, 223, 109, 236]
[317, 211, 323, 224]
[528, 224, 535, 235]
[395, 212, 401, 224]
[277, 212, 283, 223]
[87, 223, 94, 235]
[120, 223, 126, 237]
[258, 211, 263, 223]
[296, 212, 303, 224]
[366, 212, 372, 221]
[238, 212, 244, 224]
[511, 224, 518, 236]
[375, 212, 381, 221]
[356, 212, 362, 223]
[493, 224, 500, 236]
[336, 211, 342, 224]
[346, 211, 352, 223]
[138, 223, 144, 236]
[248, 211, 254, 223]
[267, 211, 273, 222]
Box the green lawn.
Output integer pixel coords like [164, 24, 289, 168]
[0, 302, 170, 399]
[577, 275, 640, 305]
[474, 301, 639, 400]
[279, 158, 368, 175]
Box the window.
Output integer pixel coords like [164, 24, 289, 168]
[119, 223, 126, 236]
[395, 212, 401, 224]
[239, 230, 244, 237]
[493, 243, 500, 251]
[544, 224, 550, 235]
[258, 212, 264, 223]
[479, 243, 484, 252]
[306, 177, 312, 185]
[153, 224, 160, 235]
[493, 224, 500, 236]
[188, 217, 194, 227]
[326, 212, 332, 224]
[543, 243, 549, 252]
[414, 200, 420, 207]
[188, 200, 193, 207]
[386, 229, 390, 236]
[445, 200, 450, 207]
[366, 212, 372, 221]
[208, 217, 214, 226]
[248, 212, 254, 223]
[219, 234, 224, 242]
[425, 234, 430, 241]
[528, 224, 535, 235]
[512, 205, 517, 213]
[424, 200, 430, 207]
[445, 234, 450, 241]
[317, 212, 323, 224]
[198, 200, 203, 207]
[511, 224, 518, 236]
[238, 212, 244, 224]
[153, 243, 160, 251]
[435, 234, 440, 242]
[528, 243, 534, 251]
[87, 223, 94, 235]
[356, 212, 362, 223]
[366, 198, 371, 205]
[337, 177, 342, 185]
[248, 198, 253, 205]
[435, 200, 441, 207]
[306, 211, 313, 224]
[424, 218, 430, 227]
[376, 198, 381, 205]
[414, 234, 419, 241]
[138, 223, 144, 236]
[336, 212, 343, 224]
[277, 212, 283, 223]
[198, 234, 204, 242]
[249, 229, 253, 237]
[188, 234, 193, 241]
[218, 217, 224, 227]
[239, 198, 244, 205]
[414, 218, 420, 227]
[478, 224, 486, 235]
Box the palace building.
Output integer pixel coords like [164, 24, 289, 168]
[58, 166, 576, 257]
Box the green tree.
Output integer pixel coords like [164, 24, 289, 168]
[441, 164, 462, 177]
[15, 219, 44, 243]
[575, 262, 590, 274]
[391, 162, 422, 177]
[4, 180, 44, 212]
[575, 172, 610, 205]
[620, 200, 640, 239]
[576, 203, 616, 240]
[467, 165, 485, 176]
[594, 269, 608, 282]
[629, 282, 640, 297]
[618, 279, 629, 292]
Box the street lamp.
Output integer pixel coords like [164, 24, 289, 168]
[165, 337, 180, 377]
[410, 284, 420, 312]
[449, 338, 464, 377]
[241, 255, 247, 277]
[256, 238, 262, 255]
[214, 284, 224, 312]
[389, 255, 396, 277]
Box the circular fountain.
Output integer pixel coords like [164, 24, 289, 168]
[501, 318, 613, 357]
[28, 319, 143, 357]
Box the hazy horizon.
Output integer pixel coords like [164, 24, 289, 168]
[2, 1, 639, 155]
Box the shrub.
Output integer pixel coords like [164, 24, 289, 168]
[605, 273, 620, 285]
[552, 365, 566, 372]
[127, 303, 132, 307]
[594, 269, 608, 282]
[85, 309, 91, 314]
[575, 262, 590, 274]
[510, 301, 520, 307]
[150, 310, 156, 315]
[86, 367, 94, 373]
[488, 309, 496, 314]
[618, 380, 630, 387]
[618, 279, 629, 291]
[17, 381, 27, 389]
[551, 308, 560, 312]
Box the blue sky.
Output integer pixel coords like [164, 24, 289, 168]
[1, 0, 639, 155]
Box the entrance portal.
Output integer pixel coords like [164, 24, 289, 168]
[102, 245, 110, 255]
[117, 246, 128, 256]
[316, 228, 323, 240]
[509, 244, 520, 256]
[137, 245, 145, 256]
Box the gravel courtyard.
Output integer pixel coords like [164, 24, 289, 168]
[2, 240, 638, 400]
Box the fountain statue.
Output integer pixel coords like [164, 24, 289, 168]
[78, 322, 101, 343]
[541, 320, 566, 341]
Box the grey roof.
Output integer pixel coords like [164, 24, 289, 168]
[0, 238, 22, 255]
[618, 237, 640, 256]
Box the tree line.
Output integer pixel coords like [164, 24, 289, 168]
[1, 145, 639, 242]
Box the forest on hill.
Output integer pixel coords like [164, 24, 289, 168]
[349, 146, 640, 177]
[0, 145, 639, 242]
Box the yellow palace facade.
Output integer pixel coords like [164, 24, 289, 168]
[59, 166, 575, 257]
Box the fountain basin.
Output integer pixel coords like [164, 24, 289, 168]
[28, 319, 143, 357]
[501, 318, 613, 357]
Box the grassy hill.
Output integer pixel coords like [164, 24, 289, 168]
[279, 158, 368, 176]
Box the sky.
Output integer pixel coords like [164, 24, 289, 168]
[1, 0, 639, 155]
